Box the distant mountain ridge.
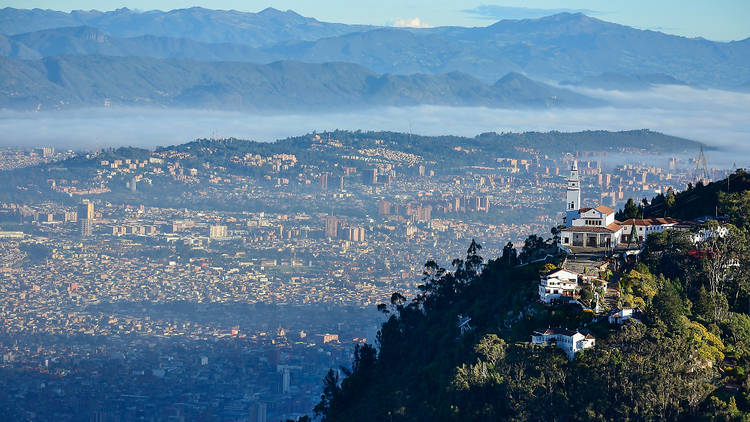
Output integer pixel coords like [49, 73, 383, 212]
[561, 72, 690, 91]
[0, 7, 375, 47]
[1, 8, 749, 89]
[0, 26, 267, 61]
[0, 55, 603, 111]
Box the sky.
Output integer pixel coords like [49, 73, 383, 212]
[4, 0, 750, 41]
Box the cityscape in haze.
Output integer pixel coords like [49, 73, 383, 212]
[1, 2, 750, 422]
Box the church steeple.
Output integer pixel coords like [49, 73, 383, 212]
[564, 160, 581, 224]
[566, 160, 581, 210]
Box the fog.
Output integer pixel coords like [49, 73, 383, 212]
[1, 85, 748, 167]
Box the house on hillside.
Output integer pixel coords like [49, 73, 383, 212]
[620, 217, 679, 244]
[531, 328, 595, 360]
[608, 307, 643, 325]
[538, 268, 583, 303]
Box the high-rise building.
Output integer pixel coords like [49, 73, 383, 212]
[319, 173, 328, 190]
[377, 200, 392, 215]
[250, 402, 267, 422]
[325, 215, 338, 238]
[78, 201, 94, 221]
[80, 218, 92, 237]
[282, 368, 291, 394]
[364, 168, 377, 185]
[78, 201, 94, 237]
[209, 225, 227, 239]
[38, 146, 54, 158]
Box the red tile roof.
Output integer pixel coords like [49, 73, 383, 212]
[595, 205, 615, 215]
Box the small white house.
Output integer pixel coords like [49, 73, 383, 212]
[539, 268, 581, 303]
[620, 218, 679, 245]
[531, 328, 595, 360]
[608, 308, 641, 325]
[691, 224, 730, 243]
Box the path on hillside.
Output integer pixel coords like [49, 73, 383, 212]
[563, 251, 620, 311]
[603, 274, 620, 310]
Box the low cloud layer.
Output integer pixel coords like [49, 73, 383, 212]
[0, 85, 748, 167]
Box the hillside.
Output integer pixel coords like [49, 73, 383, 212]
[643, 170, 750, 220]
[0, 55, 603, 111]
[0, 130, 702, 207]
[1, 10, 749, 89]
[312, 185, 750, 421]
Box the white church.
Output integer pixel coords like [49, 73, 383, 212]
[559, 161, 624, 249]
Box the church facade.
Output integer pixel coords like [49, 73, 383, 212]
[559, 161, 624, 249]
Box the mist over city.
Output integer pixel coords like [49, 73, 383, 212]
[3, 85, 750, 163]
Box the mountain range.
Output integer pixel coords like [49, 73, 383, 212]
[0, 7, 749, 111]
[0, 7, 374, 47]
[0, 55, 602, 111]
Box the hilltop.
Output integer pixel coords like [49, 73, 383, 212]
[311, 174, 750, 421]
[0, 129, 702, 207]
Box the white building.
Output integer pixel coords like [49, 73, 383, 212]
[209, 224, 228, 239]
[620, 218, 679, 244]
[538, 268, 582, 303]
[691, 224, 730, 243]
[561, 205, 623, 248]
[531, 328, 595, 360]
[608, 308, 642, 325]
[560, 161, 624, 248]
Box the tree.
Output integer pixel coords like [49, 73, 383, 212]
[720, 190, 750, 230]
[501, 242, 517, 266]
[664, 188, 676, 217]
[624, 198, 639, 219]
[314, 369, 340, 420]
[652, 284, 686, 330]
[628, 219, 638, 246]
[518, 234, 549, 263]
[699, 221, 741, 322]
[551, 224, 565, 245]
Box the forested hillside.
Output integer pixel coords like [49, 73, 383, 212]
[643, 170, 750, 220]
[311, 175, 750, 421]
[0, 55, 601, 110]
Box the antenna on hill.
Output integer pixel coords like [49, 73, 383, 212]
[694, 146, 709, 182]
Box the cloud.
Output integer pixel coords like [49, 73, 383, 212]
[0, 85, 748, 168]
[463, 5, 600, 20]
[392, 17, 431, 28]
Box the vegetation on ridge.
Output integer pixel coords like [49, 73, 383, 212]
[311, 174, 750, 421]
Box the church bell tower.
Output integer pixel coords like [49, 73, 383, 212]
[564, 160, 581, 225]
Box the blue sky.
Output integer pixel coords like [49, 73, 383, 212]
[5, 0, 750, 41]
